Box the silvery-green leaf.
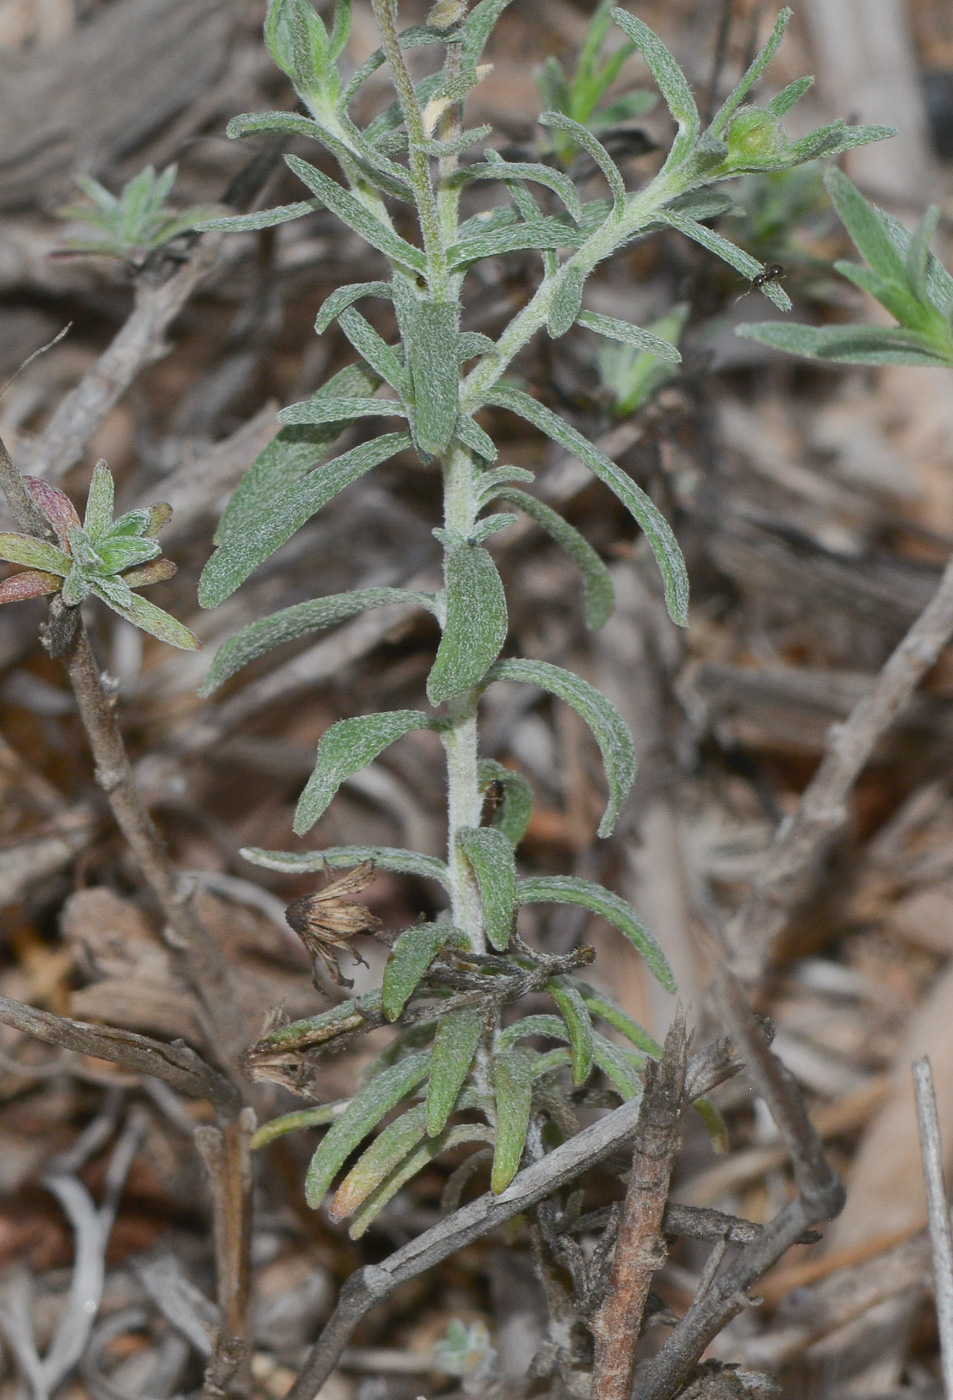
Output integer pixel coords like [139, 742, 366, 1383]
[228, 111, 413, 201]
[530, 1048, 572, 1079]
[340, 23, 445, 109]
[418, 125, 493, 158]
[456, 157, 583, 223]
[96, 536, 161, 575]
[427, 1006, 485, 1135]
[109, 507, 157, 539]
[576, 982, 661, 1055]
[0, 534, 71, 575]
[83, 461, 114, 539]
[736, 320, 953, 367]
[906, 206, 943, 306]
[427, 538, 507, 704]
[200, 431, 412, 608]
[540, 112, 626, 209]
[409, 300, 460, 458]
[457, 826, 517, 952]
[496, 1014, 568, 1052]
[518, 874, 674, 990]
[592, 1031, 643, 1099]
[195, 201, 321, 232]
[494, 488, 613, 630]
[658, 209, 792, 311]
[347, 1123, 491, 1238]
[833, 261, 927, 330]
[295, 709, 436, 835]
[448, 216, 585, 269]
[487, 658, 634, 837]
[255, 990, 382, 1051]
[455, 414, 498, 463]
[201, 588, 435, 694]
[89, 577, 201, 651]
[490, 1046, 534, 1193]
[462, 0, 515, 64]
[457, 333, 497, 360]
[278, 396, 407, 427]
[315, 281, 392, 334]
[474, 467, 535, 509]
[61, 568, 91, 605]
[66, 525, 102, 569]
[242, 844, 450, 888]
[693, 1096, 729, 1153]
[826, 165, 908, 284]
[251, 1102, 346, 1150]
[477, 759, 533, 847]
[470, 513, 517, 543]
[330, 1103, 428, 1218]
[766, 75, 813, 118]
[285, 155, 426, 273]
[577, 310, 682, 363]
[546, 976, 593, 1085]
[211, 362, 381, 552]
[547, 264, 585, 339]
[485, 386, 688, 627]
[610, 10, 698, 167]
[708, 9, 791, 137]
[338, 308, 408, 394]
[879, 208, 953, 316]
[304, 1050, 431, 1207]
[382, 921, 469, 1021]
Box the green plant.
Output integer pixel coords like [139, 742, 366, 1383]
[739, 166, 953, 366]
[57, 164, 217, 264]
[597, 300, 689, 416]
[194, 0, 887, 1232]
[0, 462, 199, 650]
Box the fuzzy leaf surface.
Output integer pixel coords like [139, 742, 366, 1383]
[610, 10, 698, 165]
[477, 759, 534, 847]
[427, 538, 507, 704]
[546, 976, 594, 1085]
[457, 826, 517, 951]
[196, 201, 321, 232]
[519, 875, 674, 990]
[285, 155, 426, 272]
[347, 1124, 492, 1238]
[330, 1104, 428, 1219]
[242, 844, 450, 888]
[427, 1007, 485, 1136]
[736, 321, 953, 367]
[295, 709, 436, 834]
[409, 300, 460, 457]
[659, 209, 792, 311]
[490, 1046, 534, 1193]
[576, 310, 682, 363]
[487, 658, 635, 837]
[592, 1031, 644, 1098]
[0, 535, 71, 574]
[495, 487, 613, 629]
[278, 396, 407, 427]
[90, 577, 200, 651]
[382, 921, 469, 1021]
[577, 982, 661, 1055]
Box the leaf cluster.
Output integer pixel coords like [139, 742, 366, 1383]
[57, 165, 217, 264]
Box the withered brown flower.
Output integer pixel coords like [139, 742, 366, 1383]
[284, 861, 382, 992]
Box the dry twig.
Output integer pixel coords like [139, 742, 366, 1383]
[913, 1057, 953, 1396]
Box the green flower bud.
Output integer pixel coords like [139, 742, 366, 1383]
[725, 107, 788, 167]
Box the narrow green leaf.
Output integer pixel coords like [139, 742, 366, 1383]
[83, 461, 114, 539]
[766, 75, 813, 118]
[487, 657, 634, 837]
[251, 1101, 347, 1150]
[96, 536, 161, 575]
[347, 1123, 492, 1238]
[242, 844, 450, 888]
[330, 1104, 428, 1218]
[338, 308, 408, 394]
[471, 512, 518, 543]
[592, 1030, 643, 1098]
[255, 990, 382, 1050]
[200, 431, 412, 608]
[455, 414, 498, 463]
[736, 320, 953, 367]
[823, 166, 907, 286]
[463, 0, 516, 64]
[693, 1096, 729, 1154]
[548, 264, 585, 339]
[709, 9, 791, 137]
[89, 577, 201, 651]
[409, 300, 460, 458]
[490, 1046, 535, 1193]
[906, 206, 943, 305]
[427, 1007, 485, 1135]
[201, 588, 435, 694]
[458, 157, 583, 223]
[540, 112, 626, 209]
[195, 201, 320, 232]
[457, 826, 517, 952]
[610, 10, 698, 165]
[0, 534, 71, 574]
[496, 487, 612, 630]
[382, 921, 469, 1021]
[519, 875, 674, 991]
[448, 217, 585, 269]
[496, 1014, 569, 1052]
[576, 982, 662, 1055]
[427, 538, 507, 704]
[457, 333, 497, 361]
[315, 280, 392, 333]
[577, 310, 682, 364]
[658, 209, 792, 311]
[304, 1050, 431, 1207]
[484, 386, 688, 627]
[228, 112, 413, 201]
[210, 362, 381, 552]
[546, 976, 594, 1085]
[879, 208, 953, 316]
[295, 709, 436, 835]
[474, 467, 535, 509]
[477, 759, 534, 847]
[285, 155, 426, 272]
[339, 22, 446, 109]
[278, 396, 407, 426]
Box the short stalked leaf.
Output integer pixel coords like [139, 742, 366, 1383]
[485, 386, 688, 627]
[610, 10, 699, 165]
[455, 414, 498, 462]
[242, 844, 450, 889]
[278, 396, 407, 427]
[577, 310, 682, 363]
[427, 537, 507, 704]
[490, 1046, 535, 1193]
[315, 280, 392, 334]
[304, 1050, 431, 1208]
[0, 570, 61, 603]
[427, 1006, 485, 1136]
[381, 920, 469, 1021]
[487, 658, 635, 837]
[576, 982, 662, 1055]
[347, 1123, 492, 1238]
[547, 264, 585, 339]
[494, 488, 613, 630]
[540, 112, 626, 208]
[457, 826, 517, 952]
[659, 209, 792, 312]
[592, 1031, 644, 1099]
[294, 709, 436, 834]
[195, 201, 321, 232]
[201, 588, 435, 694]
[496, 1014, 568, 1052]
[477, 759, 534, 847]
[518, 874, 674, 991]
[546, 976, 594, 1085]
[736, 321, 953, 367]
[83, 461, 114, 539]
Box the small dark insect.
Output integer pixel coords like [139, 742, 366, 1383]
[285, 861, 382, 993]
[480, 778, 505, 826]
[738, 262, 785, 300]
